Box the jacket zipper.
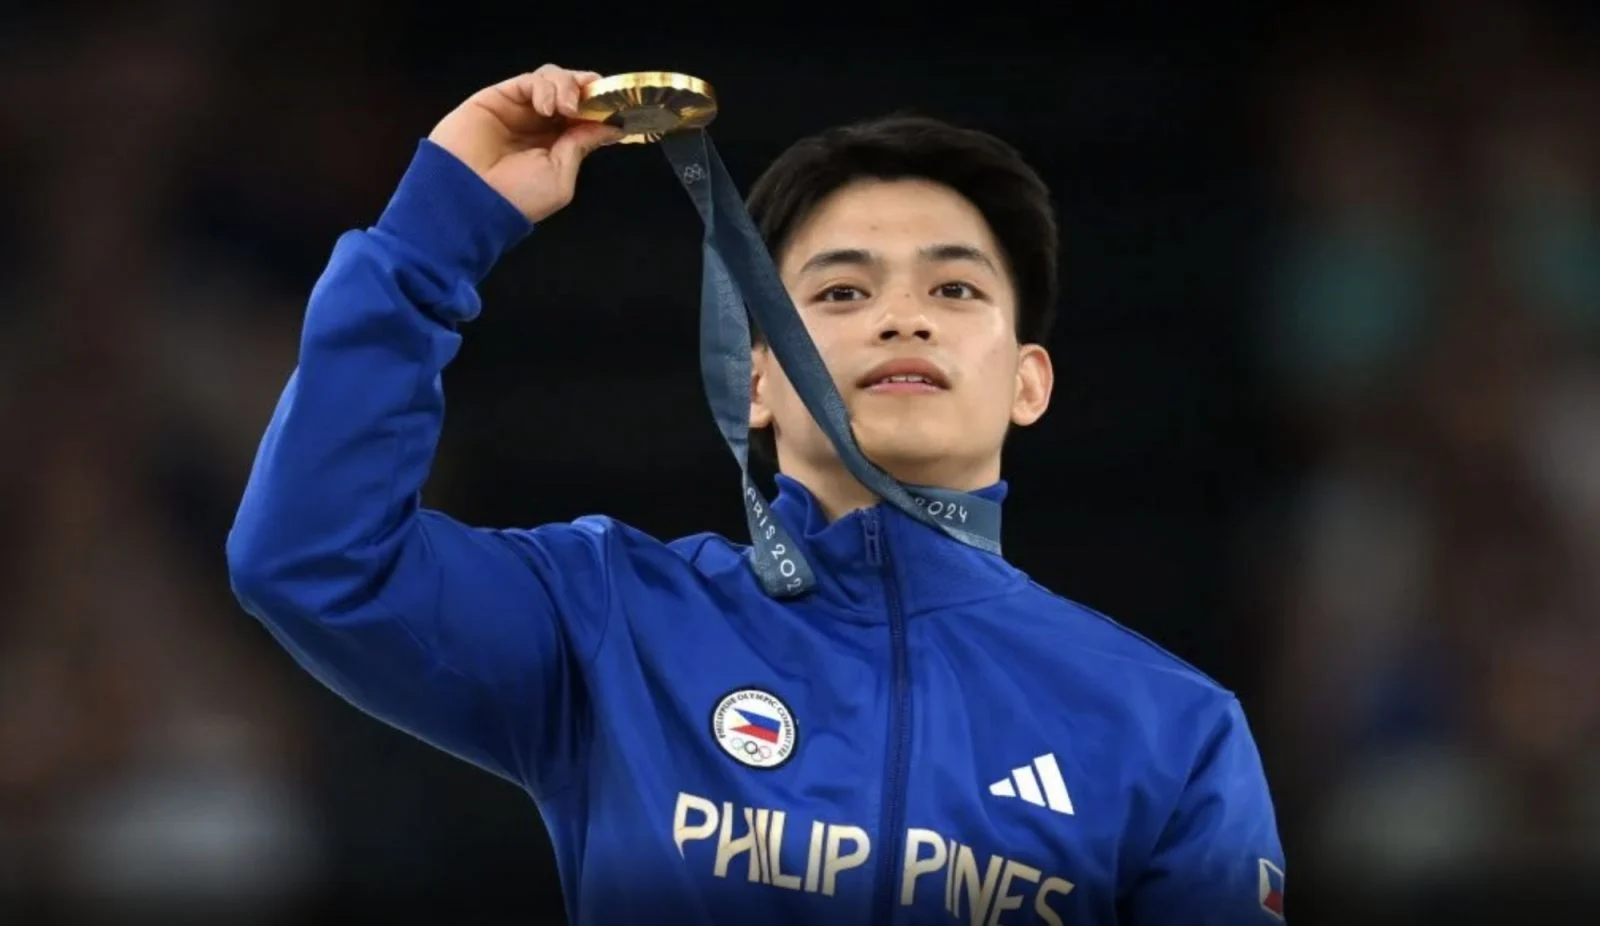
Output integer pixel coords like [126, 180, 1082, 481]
[865, 509, 911, 925]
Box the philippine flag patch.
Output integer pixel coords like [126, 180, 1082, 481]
[1257, 858, 1285, 920]
[710, 688, 798, 770]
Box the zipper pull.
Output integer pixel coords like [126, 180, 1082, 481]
[862, 509, 882, 566]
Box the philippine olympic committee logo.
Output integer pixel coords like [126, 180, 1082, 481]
[710, 688, 797, 770]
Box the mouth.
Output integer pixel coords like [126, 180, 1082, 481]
[857, 359, 950, 395]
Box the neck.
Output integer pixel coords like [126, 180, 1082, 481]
[777, 452, 1001, 522]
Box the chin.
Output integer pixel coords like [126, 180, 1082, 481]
[856, 435, 964, 484]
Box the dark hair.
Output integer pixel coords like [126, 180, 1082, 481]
[744, 113, 1060, 462]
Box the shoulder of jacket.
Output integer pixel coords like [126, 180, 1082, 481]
[667, 529, 741, 565]
[506, 515, 730, 565]
[1014, 581, 1235, 700]
[562, 519, 750, 575]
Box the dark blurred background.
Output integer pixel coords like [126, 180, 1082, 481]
[2, 1, 1598, 924]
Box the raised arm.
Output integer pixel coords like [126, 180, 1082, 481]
[225, 66, 623, 795]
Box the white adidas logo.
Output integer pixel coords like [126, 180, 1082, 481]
[988, 753, 1074, 815]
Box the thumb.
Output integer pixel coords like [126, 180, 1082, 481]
[551, 121, 624, 184]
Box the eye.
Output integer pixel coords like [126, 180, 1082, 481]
[816, 285, 868, 303]
[935, 281, 982, 300]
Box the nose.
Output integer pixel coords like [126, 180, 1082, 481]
[875, 297, 934, 342]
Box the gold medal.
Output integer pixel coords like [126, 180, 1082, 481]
[577, 72, 718, 144]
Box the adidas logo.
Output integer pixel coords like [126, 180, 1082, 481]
[988, 753, 1074, 815]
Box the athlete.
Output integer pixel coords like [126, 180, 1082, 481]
[227, 64, 1287, 925]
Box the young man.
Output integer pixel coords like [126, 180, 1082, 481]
[227, 65, 1287, 925]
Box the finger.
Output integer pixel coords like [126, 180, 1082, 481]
[555, 68, 606, 117]
[488, 65, 557, 105]
[556, 72, 582, 118]
[550, 121, 624, 182]
[565, 71, 607, 117]
[530, 72, 557, 117]
[492, 66, 599, 118]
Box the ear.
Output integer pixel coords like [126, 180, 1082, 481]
[749, 344, 774, 429]
[1010, 343, 1054, 427]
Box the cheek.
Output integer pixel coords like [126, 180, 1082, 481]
[767, 365, 811, 419]
[801, 324, 857, 383]
[764, 367, 796, 407]
[971, 343, 1021, 405]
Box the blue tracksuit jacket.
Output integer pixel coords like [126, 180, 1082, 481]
[225, 140, 1287, 926]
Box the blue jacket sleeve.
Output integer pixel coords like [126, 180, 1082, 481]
[1124, 698, 1288, 924]
[225, 140, 609, 797]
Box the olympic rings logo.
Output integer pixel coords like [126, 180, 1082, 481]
[734, 736, 774, 760]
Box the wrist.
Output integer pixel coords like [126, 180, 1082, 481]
[373, 140, 534, 283]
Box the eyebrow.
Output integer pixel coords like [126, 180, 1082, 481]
[795, 243, 999, 276]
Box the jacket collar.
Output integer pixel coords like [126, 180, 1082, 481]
[769, 474, 1027, 622]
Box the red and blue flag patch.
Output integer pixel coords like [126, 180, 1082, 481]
[731, 708, 783, 743]
[1257, 858, 1285, 920]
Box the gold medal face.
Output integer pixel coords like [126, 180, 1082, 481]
[577, 72, 718, 144]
